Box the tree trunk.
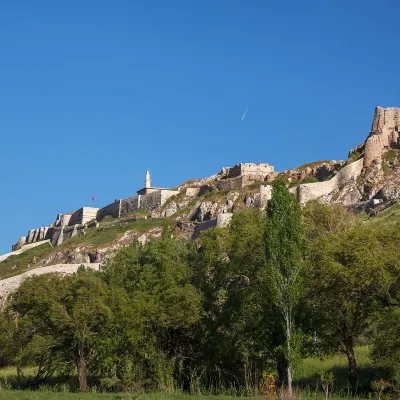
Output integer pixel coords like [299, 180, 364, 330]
[345, 344, 359, 394]
[285, 310, 293, 399]
[277, 357, 288, 386]
[77, 356, 88, 392]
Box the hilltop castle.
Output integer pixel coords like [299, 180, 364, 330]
[6, 105, 400, 260]
[5, 163, 276, 257]
[10, 171, 180, 252]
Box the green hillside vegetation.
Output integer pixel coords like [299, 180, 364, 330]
[0, 218, 164, 280]
[0, 242, 54, 280]
[60, 217, 163, 248]
[366, 201, 400, 224]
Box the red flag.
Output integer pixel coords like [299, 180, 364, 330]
[92, 195, 95, 202]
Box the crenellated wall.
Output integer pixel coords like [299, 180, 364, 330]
[102, 189, 180, 220]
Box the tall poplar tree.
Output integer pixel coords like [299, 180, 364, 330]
[264, 179, 303, 398]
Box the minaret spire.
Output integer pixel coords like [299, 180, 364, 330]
[145, 170, 151, 189]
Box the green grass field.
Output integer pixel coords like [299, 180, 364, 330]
[0, 391, 370, 399]
[294, 346, 373, 392]
[0, 347, 374, 399]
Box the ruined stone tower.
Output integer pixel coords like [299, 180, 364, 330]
[363, 106, 400, 167]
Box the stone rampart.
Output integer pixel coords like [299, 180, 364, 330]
[120, 190, 180, 217]
[216, 174, 274, 191]
[12, 236, 27, 251]
[119, 196, 139, 218]
[19, 227, 49, 247]
[55, 213, 73, 227]
[140, 191, 163, 211]
[97, 200, 121, 221]
[290, 159, 363, 205]
[160, 189, 180, 204]
[192, 213, 233, 239]
[0, 263, 101, 299]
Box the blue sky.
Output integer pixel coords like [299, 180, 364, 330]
[0, 0, 399, 253]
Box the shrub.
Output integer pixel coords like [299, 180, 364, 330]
[383, 149, 397, 164]
[259, 372, 276, 400]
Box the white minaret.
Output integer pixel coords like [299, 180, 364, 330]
[145, 170, 151, 188]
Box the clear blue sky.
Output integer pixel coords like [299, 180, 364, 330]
[1, 0, 399, 253]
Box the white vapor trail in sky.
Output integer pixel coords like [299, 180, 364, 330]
[242, 108, 248, 121]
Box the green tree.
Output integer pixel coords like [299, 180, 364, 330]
[102, 236, 202, 391]
[8, 268, 112, 392]
[304, 202, 400, 393]
[371, 307, 400, 386]
[193, 209, 277, 390]
[264, 179, 303, 398]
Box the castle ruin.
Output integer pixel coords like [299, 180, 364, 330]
[9, 171, 180, 256]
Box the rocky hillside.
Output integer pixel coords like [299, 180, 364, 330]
[1, 105, 400, 295]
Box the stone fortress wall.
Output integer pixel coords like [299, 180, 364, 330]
[289, 159, 363, 205]
[12, 206, 100, 251]
[100, 189, 180, 220]
[8, 172, 181, 252]
[0, 263, 100, 299]
[227, 163, 274, 178]
[216, 163, 276, 190]
[69, 207, 99, 226]
[96, 200, 121, 220]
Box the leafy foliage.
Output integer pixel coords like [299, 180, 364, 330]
[264, 179, 303, 397]
[2, 197, 400, 397]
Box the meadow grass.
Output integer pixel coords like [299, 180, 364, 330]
[0, 392, 260, 400]
[0, 348, 374, 399]
[294, 346, 373, 393]
[0, 391, 370, 399]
